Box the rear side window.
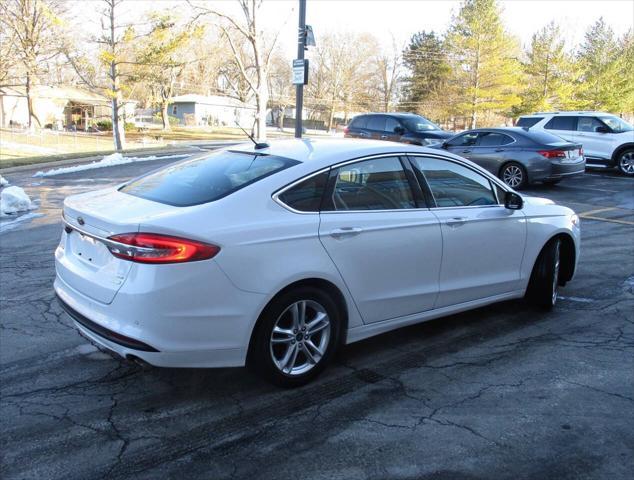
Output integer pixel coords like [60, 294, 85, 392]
[325, 157, 415, 211]
[367, 115, 386, 131]
[544, 116, 577, 131]
[385, 117, 401, 133]
[516, 117, 543, 128]
[278, 171, 329, 212]
[411, 157, 497, 207]
[349, 116, 368, 129]
[477, 132, 514, 146]
[121, 151, 297, 207]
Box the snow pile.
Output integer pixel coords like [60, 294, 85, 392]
[1, 186, 36, 215]
[33, 152, 187, 177]
[0, 175, 8, 187]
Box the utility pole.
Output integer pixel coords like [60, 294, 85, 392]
[294, 0, 306, 138]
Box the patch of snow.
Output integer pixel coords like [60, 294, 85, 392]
[33, 152, 189, 177]
[0, 212, 44, 233]
[0, 175, 8, 187]
[0, 140, 58, 154]
[1, 186, 37, 215]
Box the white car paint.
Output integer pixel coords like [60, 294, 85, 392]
[54, 139, 580, 369]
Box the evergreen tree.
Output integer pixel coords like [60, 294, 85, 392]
[446, 0, 521, 128]
[516, 21, 576, 114]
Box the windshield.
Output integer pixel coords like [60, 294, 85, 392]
[599, 116, 633, 133]
[401, 116, 441, 132]
[120, 151, 297, 207]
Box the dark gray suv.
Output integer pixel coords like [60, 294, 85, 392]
[344, 113, 453, 146]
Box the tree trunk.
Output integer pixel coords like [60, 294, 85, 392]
[109, 1, 125, 151]
[25, 72, 41, 130]
[278, 107, 285, 131]
[255, 83, 268, 141]
[161, 101, 171, 131]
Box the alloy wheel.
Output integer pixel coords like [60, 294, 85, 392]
[269, 300, 331, 376]
[503, 165, 524, 188]
[619, 151, 634, 175]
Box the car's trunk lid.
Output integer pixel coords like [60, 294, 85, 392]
[58, 188, 176, 304]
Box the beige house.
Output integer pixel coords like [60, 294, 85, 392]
[0, 85, 135, 130]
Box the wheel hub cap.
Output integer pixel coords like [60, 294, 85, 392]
[620, 152, 634, 174]
[503, 166, 523, 187]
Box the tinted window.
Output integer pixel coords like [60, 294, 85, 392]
[349, 116, 368, 129]
[411, 157, 497, 207]
[326, 157, 415, 211]
[516, 117, 543, 128]
[478, 132, 514, 147]
[544, 116, 577, 131]
[577, 117, 605, 132]
[385, 117, 401, 133]
[121, 151, 296, 207]
[447, 132, 479, 147]
[278, 171, 328, 212]
[400, 115, 440, 132]
[522, 129, 570, 146]
[367, 115, 386, 131]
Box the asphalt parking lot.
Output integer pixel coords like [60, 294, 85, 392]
[1, 157, 633, 480]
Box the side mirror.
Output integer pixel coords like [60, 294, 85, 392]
[595, 126, 610, 134]
[441, 141, 449, 149]
[504, 191, 523, 210]
[394, 126, 405, 135]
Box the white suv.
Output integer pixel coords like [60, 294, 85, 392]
[517, 112, 634, 176]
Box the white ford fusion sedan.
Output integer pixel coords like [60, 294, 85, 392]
[55, 139, 580, 386]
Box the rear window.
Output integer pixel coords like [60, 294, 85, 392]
[516, 117, 543, 128]
[349, 116, 368, 129]
[120, 151, 298, 207]
[523, 129, 571, 146]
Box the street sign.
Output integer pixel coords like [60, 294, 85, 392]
[292, 59, 309, 85]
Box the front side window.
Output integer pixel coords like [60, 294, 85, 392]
[121, 151, 297, 207]
[401, 115, 441, 132]
[278, 171, 329, 212]
[325, 157, 415, 211]
[447, 132, 479, 147]
[385, 117, 401, 133]
[477, 132, 514, 146]
[599, 116, 633, 133]
[577, 117, 605, 132]
[544, 116, 577, 131]
[411, 157, 497, 207]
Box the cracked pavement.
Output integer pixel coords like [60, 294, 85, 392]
[1, 158, 633, 480]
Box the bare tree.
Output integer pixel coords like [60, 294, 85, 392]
[0, 0, 64, 129]
[371, 36, 402, 112]
[189, 0, 287, 141]
[268, 51, 293, 130]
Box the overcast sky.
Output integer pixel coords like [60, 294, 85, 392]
[73, 0, 634, 55]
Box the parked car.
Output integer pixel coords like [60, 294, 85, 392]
[344, 113, 453, 145]
[517, 111, 634, 176]
[55, 139, 580, 386]
[433, 127, 585, 189]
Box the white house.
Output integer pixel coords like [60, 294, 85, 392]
[168, 94, 256, 128]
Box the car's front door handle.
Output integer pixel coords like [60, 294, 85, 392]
[380, 135, 388, 139]
[495, 148, 505, 152]
[445, 217, 467, 227]
[462, 149, 472, 154]
[330, 227, 363, 239]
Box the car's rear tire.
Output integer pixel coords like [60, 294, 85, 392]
[249, 286, 341, 387]
[617, 148, 634, 176]
[526, 238, 561, 310]
[500, 162, 528, 189]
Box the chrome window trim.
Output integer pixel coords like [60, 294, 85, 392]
[272, 151, 513, 214]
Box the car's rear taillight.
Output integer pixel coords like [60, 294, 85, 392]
[343, 127, 349, 134]
[107, 233, 220, 264]
[538, 149, 567, 159]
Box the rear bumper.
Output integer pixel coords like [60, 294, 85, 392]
[54, 257, 268, 368]
[532, 160, 586, 182]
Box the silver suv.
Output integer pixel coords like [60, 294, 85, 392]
[517, 112, 634, 176]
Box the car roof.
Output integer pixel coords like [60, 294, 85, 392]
[354, 112, 422, 118]
[458, 127, 527, 135]
[227, 138, 439, 165]
[520, 111, 610, 117]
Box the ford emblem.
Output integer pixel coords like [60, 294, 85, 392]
[77, 217, 85, 226]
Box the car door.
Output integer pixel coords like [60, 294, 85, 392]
[346, 115, 370, 139]
[543, 115, 578, 143]
[575, 116, 614, 161]
[366, 115, 387, 141]
[468, 132, 516, 175]
[383, 117, 403, 142]
[443, 132, 480, 160]
[409, 155, 527, 308]
[318, 155, 443, 324]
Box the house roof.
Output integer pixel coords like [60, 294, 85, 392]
[0, 85, 137, 106]
[169, 94, 255, 109]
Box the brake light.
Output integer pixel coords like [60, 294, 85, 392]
[107, 233, 220, 264]
[538, 149, 567, 159]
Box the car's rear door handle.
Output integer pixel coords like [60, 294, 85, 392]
[330, 227, 363, 239]
[380, 135, 388, 139]
[445, 217, 467, 227]
[495, 148, 505, 152]
[462, 149, 472, 154]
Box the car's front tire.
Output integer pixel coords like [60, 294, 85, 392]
[249, 286, 341, 387]
[500, 162, 528, 189]
[526, 238, 561, 310]
[617, 148, 634, 176]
